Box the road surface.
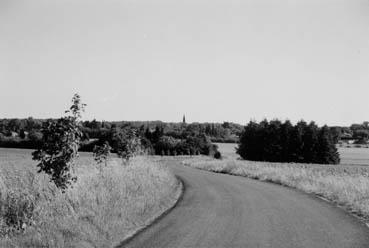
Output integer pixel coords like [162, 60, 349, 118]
[121, 159, 369, 248]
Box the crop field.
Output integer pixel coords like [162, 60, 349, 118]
[0, 148, 181, 248]
[216, 143, 369, 166]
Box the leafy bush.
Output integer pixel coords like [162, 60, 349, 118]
[93, 141, 111, 169]
[32, 94, 86, 191]
[155, 136, 180, 155]
[111, 127, 142, 162]
[214, 151, 222, 159]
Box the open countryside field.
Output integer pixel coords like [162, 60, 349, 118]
[216, 143, 369, 166]
[0, 148, 182, 248]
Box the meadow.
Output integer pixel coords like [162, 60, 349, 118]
[184, 143, 369, 220]
[0, 148, 182, 248]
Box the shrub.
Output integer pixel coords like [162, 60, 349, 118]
[112, 127, 142, 162]
[155, 136, 180, 155]
[19, 130, 26, 139]
[32, 94, 86, 191]
[140, 137, 154, 155]
[214, 151, 222, 159]
[93, 141, 111, 169]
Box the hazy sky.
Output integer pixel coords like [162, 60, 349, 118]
[0, 0, 368, 126]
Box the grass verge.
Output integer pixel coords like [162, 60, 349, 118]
[0, 149, 181, 248]
[184, 157, 369, 221]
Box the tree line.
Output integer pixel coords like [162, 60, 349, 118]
[0, 118, 243, 149]
[330, 122, 369, 145]
[237, 120, 340, 164]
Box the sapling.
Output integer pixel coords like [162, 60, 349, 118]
[93, 141, 112, 172]
[32, 94, 86, 191]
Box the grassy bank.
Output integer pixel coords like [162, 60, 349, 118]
[184, 157, 369, 220]
[0, 149, 181, 247]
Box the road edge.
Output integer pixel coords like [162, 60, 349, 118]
[115, 176, 184, 248]
[183, 162, 369, 229]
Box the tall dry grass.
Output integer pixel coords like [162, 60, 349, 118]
[184, 157, 369, 219]
[0, 149, 181, 248]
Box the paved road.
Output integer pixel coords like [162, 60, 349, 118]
[122, 159, 369, 248]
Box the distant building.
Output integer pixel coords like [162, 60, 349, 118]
[183, 115, 186, 124]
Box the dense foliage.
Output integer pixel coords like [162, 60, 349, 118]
[93, 141, 111, 168]
[330, 122, 369, 144]
[0, 117, 223, 158]
[89, 124, 220, 157]
[144, 129, 219, 156]
[237, 120, 340, 164]
[1, 116, 368, 148]
[0, 119, 243, 150]
[32, 94, 86, 190]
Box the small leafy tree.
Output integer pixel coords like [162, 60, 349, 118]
[93, 141, 111, 171]
[32, 94, 86, 191]
[113, 127, 141, 163]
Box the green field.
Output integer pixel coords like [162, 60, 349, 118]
[216, 143, 369, 166]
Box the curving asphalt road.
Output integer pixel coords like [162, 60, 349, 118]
[121, 159, 369, 248]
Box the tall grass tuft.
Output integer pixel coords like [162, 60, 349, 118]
[0, 149, 181, 247]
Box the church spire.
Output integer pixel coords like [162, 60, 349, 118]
[182, 114, 186, 124]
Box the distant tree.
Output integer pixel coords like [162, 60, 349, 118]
[19, 129, 26, 139]
[102, 121, 111, 129]
[90, 119, 102, 129]
[301, 122, 319, 163]
[222, 122, 230, 129]
[237, 121, 262, 161]
[32, 94, 86, 191]
[280, 120, 293, 162]
[113, 127, 141, 162]
[155, 136, 180, 155]
[28, 130, 43, 143]
[150, 126, 164, 144]
[263, 120, 283, 162]
[7, 119, 22, 132]
[316, 126, 340, 164]
[353, 129, 369, 144]
[363, 121, 369, 129]
[140, 137, 154, 155]
[329, 127, 342, 144]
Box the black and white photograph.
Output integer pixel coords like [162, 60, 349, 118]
[0, 0, 369, 247]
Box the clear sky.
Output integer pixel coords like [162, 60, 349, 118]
[0, 0, 368, 126]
